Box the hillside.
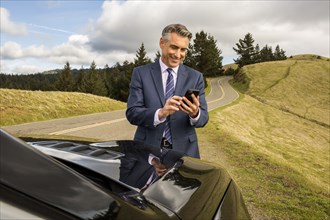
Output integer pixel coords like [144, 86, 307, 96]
[198, 54, 330, 219]
[0, 89, 126, 126]
[233, 55, 329, 126]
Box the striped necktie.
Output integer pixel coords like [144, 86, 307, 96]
[164, 68, 174, 144]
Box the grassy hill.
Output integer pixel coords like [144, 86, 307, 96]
[234, 55, 329, 126]
[0, 89, 126, 126]
[198, 55, 329, 219]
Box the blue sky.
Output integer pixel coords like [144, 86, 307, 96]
[1, 0, 329, 74]
[5, 1, 103, 39]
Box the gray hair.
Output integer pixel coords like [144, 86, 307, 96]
[161, 24, 192, 41]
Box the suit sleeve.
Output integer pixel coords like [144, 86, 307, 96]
[126, 68, 157, 128]
[194, 72, 209, 128]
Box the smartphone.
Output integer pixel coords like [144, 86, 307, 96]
[184, 89, 199, 103]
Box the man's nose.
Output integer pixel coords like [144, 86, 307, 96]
[174, 49, 180, 58]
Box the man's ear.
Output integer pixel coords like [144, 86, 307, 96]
[159, 37, 164, 48]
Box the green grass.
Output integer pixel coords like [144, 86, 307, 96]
[0, 89, 126, 126]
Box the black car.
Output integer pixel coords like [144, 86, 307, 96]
[0, 129, 250, 219]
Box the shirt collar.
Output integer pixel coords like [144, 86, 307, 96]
[159, 59, 179, 75]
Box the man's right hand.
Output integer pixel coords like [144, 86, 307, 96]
[158, 95, 182, 120]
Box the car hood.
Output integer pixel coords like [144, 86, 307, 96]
[27, 138, 244, 219]
[4, 129, 249, 219]
[0, 130, 119, 219]
[143, 157, 232, 219]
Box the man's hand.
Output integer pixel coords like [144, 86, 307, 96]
[180, 94, 200, 118]
[158, 96, 182, 120]
[151, 158, 167, 176]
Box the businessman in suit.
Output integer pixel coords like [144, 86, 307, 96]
[126, 24, 208, 163]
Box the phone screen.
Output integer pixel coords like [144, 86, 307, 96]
[184, 89, 199, 103]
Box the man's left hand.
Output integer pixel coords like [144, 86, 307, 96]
[179, 94, 200, 118]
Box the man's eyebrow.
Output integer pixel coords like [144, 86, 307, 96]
[169, 44, 188, 50]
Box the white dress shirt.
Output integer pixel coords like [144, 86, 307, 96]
[153, 59, 200, 127]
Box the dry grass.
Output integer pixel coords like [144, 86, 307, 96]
[198, 55, 330, 219]
[198, 97, 329, 220]
[243, 59, 330, 126]
[0, 89, 126, 126]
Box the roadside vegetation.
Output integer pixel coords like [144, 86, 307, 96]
[198, 55, 330, 219]
[0, 89, 126, 126]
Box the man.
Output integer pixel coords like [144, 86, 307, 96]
[126, 23, 208, 160]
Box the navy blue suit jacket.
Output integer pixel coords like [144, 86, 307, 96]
[126, 61, 208, 158]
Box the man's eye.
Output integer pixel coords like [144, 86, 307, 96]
[181, 48, 187, 53]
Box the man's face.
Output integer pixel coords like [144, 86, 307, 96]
[160, 32, 189, 68]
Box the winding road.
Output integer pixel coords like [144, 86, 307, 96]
[3, 76, 239, 141]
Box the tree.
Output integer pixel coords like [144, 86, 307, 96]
[134, 43, 151, 66]
[76, 66, 87, 93]
[273, 45, 287, 60]
[259, 45, 274, 62]
[183, 43, 195, 68]
[56, 61, 75, 91]
[108, 61, 134, 101]
[233, 33, 257, 67]
[154, 50, 161, 62]
[88, 61, 107, 96]
[253, 44, 261, 63]
[77, 61, 107, 96]
[185, 31, 224, 77]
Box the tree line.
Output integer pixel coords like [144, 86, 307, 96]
[233, 32, 286, 68]
[0, 32, 286, 102]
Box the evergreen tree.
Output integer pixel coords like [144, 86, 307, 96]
[103, 63, 114, 97]
[260, 45, 274, 62]
[108, 61, 133, 101]
[76, 66, 87, 93]
[76, 61, 107, 96]
[56, 61, 75, 91]
[233, 33, 257, 67]
[134, 43, 151, 66]
[274, 45, 287, 60]
[183, 43, 195, 69]
[254, 44, 261, 63]
[88, 61, 107, 96]
[186, 31, 224, 77]
[154, 50, 161, 62]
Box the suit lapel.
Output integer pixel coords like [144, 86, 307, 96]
[150, 62, 166, 105]
[175, 64, 188, 96]
[150, 62, 188, 105]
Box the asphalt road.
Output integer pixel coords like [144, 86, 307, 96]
[3, 76, 239, 141]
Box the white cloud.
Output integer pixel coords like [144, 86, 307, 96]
[1, 41, 49, 59]
[1, 41, 24, 59]
[1, 59, 52, 74]
[0, 1, 329, 74]
[24, 45, 50, 57]
[0, 7, 27, 36]
[87, 0, 329, 61]
[49, 40, 134, 68]
[12, 64, 47, 75]
[68, 34, 89, 45]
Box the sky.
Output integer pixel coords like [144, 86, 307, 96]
[1, 0, 329, 74]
